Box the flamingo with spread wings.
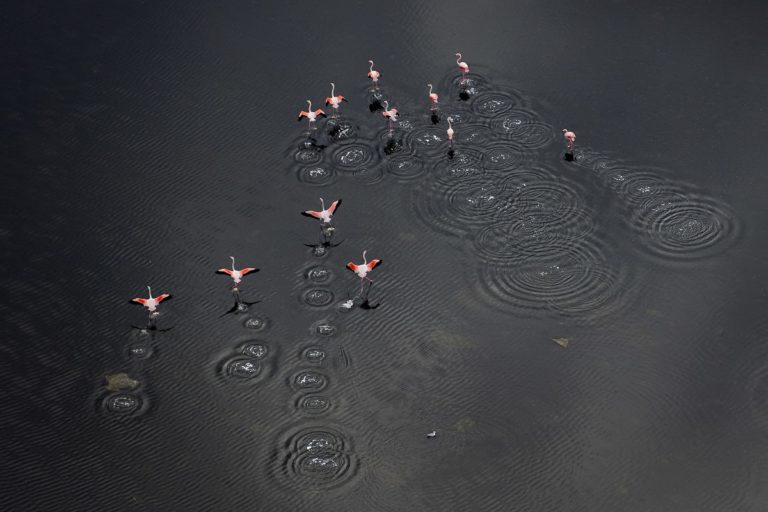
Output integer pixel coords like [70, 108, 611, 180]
[301, 198, 342, 225]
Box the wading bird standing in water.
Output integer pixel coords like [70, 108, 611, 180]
[297, 100, 326, 131]
[346, 250, 382, 299]
[382, 101, 399, 138]
[563, 129, 576, 161]
[427, 83, 439, 110]
[302, 198, 342, 246]
[131, 286, 171, 330]
[456, 53, 469, 86]
[325, 83, 348, 118]
[447, 116, 455, 156]
[367, 60, 381, 89]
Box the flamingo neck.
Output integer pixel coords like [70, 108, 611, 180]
[331, 83, 335, 96]
[369, 60, 374, 72]
[147, 286, 153, 299]
[307, 100, 312, 111]
[320, 198, 325, 210]
[362, 250, 368, 265]
[230, 256, 236, 271]
[428, 84, 433, 95]
[456, 53, 462, 64]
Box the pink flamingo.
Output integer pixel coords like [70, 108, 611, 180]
[297, 100, 326, 130]
[301, 198, 342, 225]
[447, 116, 455, 151]
[427, 83, 439, 110]
[382, 100, 399, 137]
[563, 129, 576, 152]
[131, 286, 171, 312]
[216, 256, 259, 288]
[346, 250, 382, 295]
[367, 60, 381, 88]
[456, 53, 469, 84]
[325, 83, 348, 117]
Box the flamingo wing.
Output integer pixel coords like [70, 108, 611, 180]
[217, 268, 234, 276]
[368, 259, 382, 270]
[131, 298, 148, 306]
[315, 109, 327, 118]
[327, 199, 342, 214]
[155, 294, 171, 303]
[301, 210, 324, 219]
[340, 96, 348, 102]
[298, 111, 308, 121]
[346, 263, 359, 273]
[240, 267, 260, 276]
[325, 97, 333, 105]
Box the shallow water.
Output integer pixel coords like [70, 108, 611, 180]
[2, 1, 768, 510]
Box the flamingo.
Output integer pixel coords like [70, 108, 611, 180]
[130, 286, 171, 313]
[216, 256, 259, 287]
[325, 83, 348, 116]
[301, 198, 342, 225]
[346, 250, 382, 295]
[456, 52, 469, 84]
[297, 100, 326, 130]
[427, 83, 439, 110]
[367, 60, 381, 85]
[447, 116, 455, 142]
[382, 100, 398, 136]
[563, 129, 576, 151]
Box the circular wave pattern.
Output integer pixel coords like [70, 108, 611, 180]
[303, 288, 334, 307]
[292, 371, 328, 390]
[306, 265, 332, 283]
[224, 357, 262, 380]
[294, 147, 323, 164]
[103, 393, 143, 415]
[240, 342, 268, 359]
[386, 154, 425, 180]
[509, 180, 584, 225]
[243, 315, 268, 331]
[406, 126, 447, 157]
[303, 347, 326, 363]
[275, 425, 358, 491]
[297, 395, 332, 415]
[629, 195, 740, 261]
[490, 110, 555, 149]
[471, 91, 521, 117]
[332, 143, 373, 169]
[350, 165, 385, 185]
[297, 165, 337, 186]
[476, 236, 630, 319]
[413, 177, 513, 236]
[456, 123, 494, 145]
[474, 209, 596, 264]
[433, 147, 486, 182]
[482, 142, 525, 171]
[312, 321, 338, 337]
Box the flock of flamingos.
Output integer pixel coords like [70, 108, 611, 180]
[130, 53, 577, 328]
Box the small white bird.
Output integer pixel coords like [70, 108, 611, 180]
[426, 430, 437, 438]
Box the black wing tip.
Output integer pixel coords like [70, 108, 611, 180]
[300, 211, 314, 218]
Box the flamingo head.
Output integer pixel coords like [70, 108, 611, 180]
[383, 100, 389, 111]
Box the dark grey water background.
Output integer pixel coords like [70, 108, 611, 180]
[2, 1, 767, 510]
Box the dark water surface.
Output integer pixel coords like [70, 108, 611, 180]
[3, 1, 767, 510]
